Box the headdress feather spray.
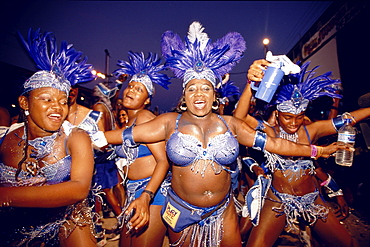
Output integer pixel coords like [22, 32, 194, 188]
[161, 21, 246, 88]
[18, 28, 96, 94]
[273, 61, 342, 114]
[113, 51, 171, 96]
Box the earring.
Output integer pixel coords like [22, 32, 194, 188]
[180, 102, 187, 111]
[212, 99, 219, 111]
[25, 110, 29, 116]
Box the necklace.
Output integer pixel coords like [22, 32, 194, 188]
[17, 127, 60, 178]
[278, 126, 298, 143]
[25, 131, 59, 160]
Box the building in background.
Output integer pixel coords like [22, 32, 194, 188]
[287, 1, 370, 112]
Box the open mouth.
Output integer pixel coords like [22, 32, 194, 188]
[124, 94, 134, 101]
[194, 100, 206, 110]
[48, 113, 62, 121]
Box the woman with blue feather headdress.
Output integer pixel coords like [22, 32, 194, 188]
[108, 51, 171, 247]
[104, 21, 344, 247]
[0, 28, 98, 246]
[234, 58, 366, 246]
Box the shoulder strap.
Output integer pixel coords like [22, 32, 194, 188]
[303, 125, 311, 144]
[217, 114, 230, 129]
[175, 114, 182, 130]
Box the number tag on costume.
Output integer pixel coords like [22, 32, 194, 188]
[162, 201, 181, 229]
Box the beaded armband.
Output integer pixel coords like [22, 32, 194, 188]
[122, 125, 138, 148]
[242, 157, 260, 173]
[331, 115, 344, 132]
[320, 174, 343, 198]
[332, 112, 356, 132]
[252, 130, 267, 151]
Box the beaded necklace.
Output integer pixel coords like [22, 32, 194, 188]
[278, 126, 298, 143]
[16, 127, 60, 177]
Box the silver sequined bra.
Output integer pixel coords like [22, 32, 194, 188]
[0, 156, 71, 187]
[166, 114, 239, 169]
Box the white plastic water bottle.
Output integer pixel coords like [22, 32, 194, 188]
[335, 119, 356, 166]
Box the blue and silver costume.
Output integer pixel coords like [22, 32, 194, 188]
[167, 114, 239, 175]
[0, 122, 99, 246]
[162, 114, 239, 246]
[158, 21, 245, 247]
[244, 61, 344, 232]
[115, 120, 171, 228]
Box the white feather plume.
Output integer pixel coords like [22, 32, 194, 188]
[187, 21, 209, 52]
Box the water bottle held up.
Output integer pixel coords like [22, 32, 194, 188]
[250, 51, 301, 103]
[335, 118, 356, 166]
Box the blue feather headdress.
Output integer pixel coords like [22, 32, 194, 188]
[113, 51, 171, 97]
[273, 61, 342, 114]
[216, 74, 241, 104]
[18, 28, 96, 95]
[217, 80, 241, 98]
[161, 21, 246, 88]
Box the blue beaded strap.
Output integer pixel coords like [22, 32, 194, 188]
[252, 130, 267, 151]
[122, 125, 139, 148]
[331, 115, 344, 132]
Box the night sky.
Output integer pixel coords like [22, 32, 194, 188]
[1, 0, 332, 112]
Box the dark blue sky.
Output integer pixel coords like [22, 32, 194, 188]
[1, 0, 332, 112]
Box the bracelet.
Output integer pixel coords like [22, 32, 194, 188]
[321, 174, 343, 198]
[142, 190, 154, 200]
[332, 112, 357, 132]
[310, 145, 318, 159]
[310, 145, 323, 160]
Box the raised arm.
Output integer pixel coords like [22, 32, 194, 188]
[310, 107, 370, 142]
[0, 129, 94, 208]
[234, 59, 271, 128]
[230, 116, 339, 159]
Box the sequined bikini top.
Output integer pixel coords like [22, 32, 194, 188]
[166, 114, 239, 168]
[0, 156, 71, 187]
[263, 124, 315, 181]
[0, 122, 72, 187]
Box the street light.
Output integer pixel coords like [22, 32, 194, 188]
[263, 38, 269, 56]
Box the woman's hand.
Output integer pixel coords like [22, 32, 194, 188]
[124, 192, 151, 231]
[247, 59, 271, 82]
[319, 142, 354, 158]
[333, 195, 349, 221]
